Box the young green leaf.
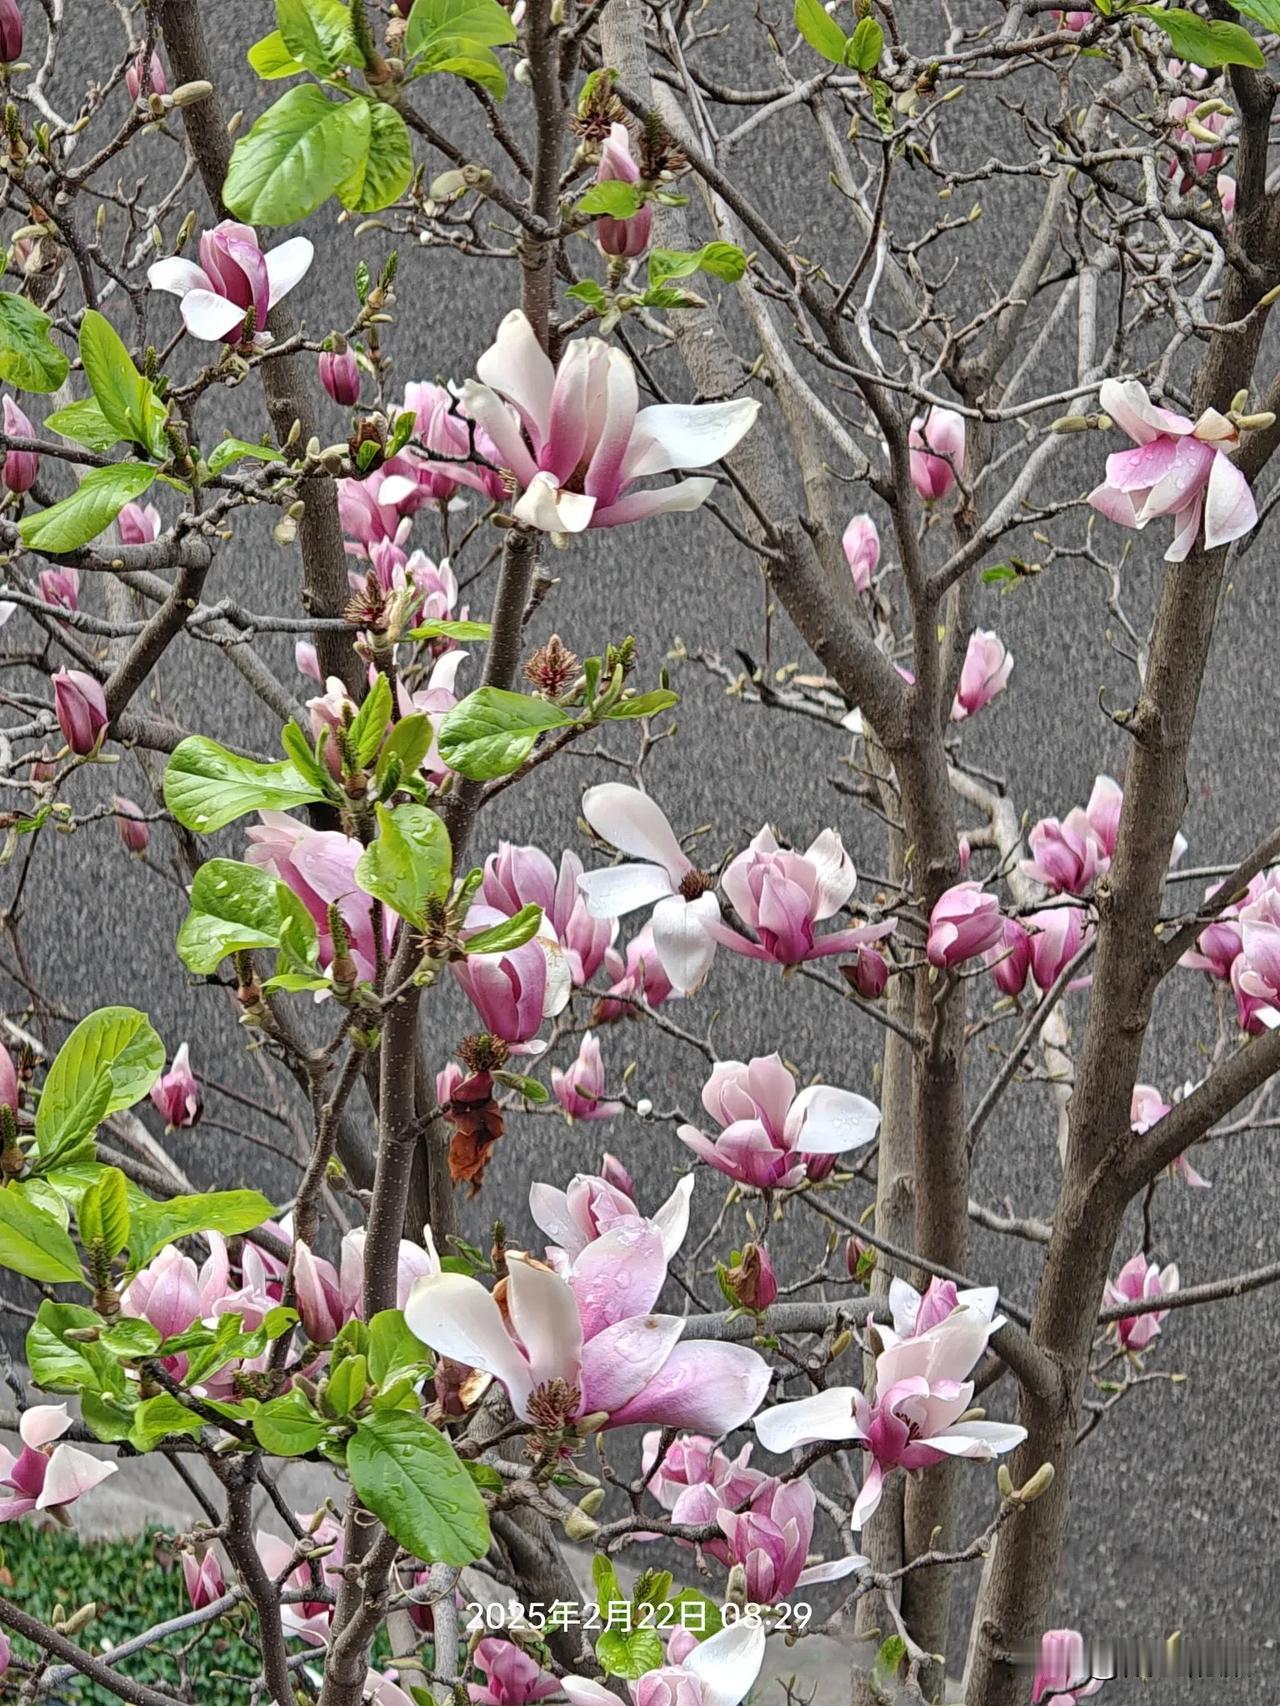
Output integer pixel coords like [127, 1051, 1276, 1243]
[647, 244, 747, 287]
[0, 1191, 83, 1285]
[0, 292, 70, 392]
[253, 1389, 329, 1456]
[206, 437, 285, 476]
[225, 84, 373, 225]
[80, 1167, 131, 1260]
[18, 464, 157, 555]
[164, 735, 326, 832]
[577, 181, 644, 219]
[847, 15, 884, 70]
[368, 1309, 432, 1386]
[347, 671, 393, 767]
[175, 858, 319, 976]
[597, 1628, 664, 1681]
[1229, 0, 1280, 28]
[375, 713, 434, 786]
[438, 688, 573, 781]
[606, 689, 679, 720]
[78, 311, 169, 461]
[277, 0, 364, 74]
[337, 101, 415, 213]
[327, 1352, 368, 1417]
[407, 618, 493, 643]
[128, 1189, 275, 1270]
[355, 802, 452, 925]
[1134, 4, 1265, 65]
[346, 1409, 491, 1565]
[128, 1393, 204, 1451]
[794, 0, 850, 64]
[405, 0, 518, 54]
[462, 904, 544, 957]
[248, 29, 307, 76]
[27, 1301, 116, 1393]
[43, 398, 122, 453]
[36, 1008, 166, 1161]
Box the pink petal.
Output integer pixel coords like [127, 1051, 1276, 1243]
[457, 380, 539, 487]
[590, 477, 718, 527]
[569, 1221, 666, 1337]
[36, 1444, 117, 1509]
[475, 310, 556, 452]
[604, 1341, 772, 1432]
[19, 1405, 72, 1450]
[579, 1313, 685, 1414]
[1202, 450, 1257, 549]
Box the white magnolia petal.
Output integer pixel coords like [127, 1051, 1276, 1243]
[590, 477, 718, 528]
[179, 289, 250, 341]
[681, 1618, 767, 1706]
[476, 309, 556, 447]
[625, 399, 762, 478]
[581, 783, 692, 878]
[457, 379, 539, 487]
[795, 1554, 868, 1587]
[650, 1173, 695, 1261]
[505, 1256, 583, 1392]
[146, 257, 213, 297]
[376, 474, 418, 507]
[265, 237, 314, 305]
[754, 1387, 864, 1453]
[577, 861, 674, 920]
[1202, 450, 1258, 549]
[804, 827, 857, 919]
[528, 1183, 588, 1260]
[889, 1276, 922, 1337]
[650, 891, 719, 994]
[19, 1405, 72, 1449]
[403, 1272, 534, 1416]
[36, 1444, 117, 1509]
[785, 1083, 881, 1153]
[928, 1420, 1028, 1459]
[512, 471, 597, 533]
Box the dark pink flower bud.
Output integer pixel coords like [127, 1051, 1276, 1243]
[182, 1550, 226, 1610]
[3, 395, 38, 493]
[113, 796, 150, 854]
[845, 943, 889, 1000]
[723, 1242, 777, 1312]
[595, 122, 652, 259]
[118, 501, 161, 545]
[599, 1152, 633, 1195]
[0, 1044, 17, 1112]
[125, 50, 167, 100]
[53, 668, 107, 755]
[150, 1042, 200, 1128]
[38, 566, 78, 613]
[318, 342, 361, 407]
[985, 917, 1031, 997]
[0, 0, 22, 63]
[845, 1234, 873, 1280]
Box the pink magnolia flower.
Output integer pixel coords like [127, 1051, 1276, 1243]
[293, 1241, 346, 1343]
[677, 1054, 880, 1191]
[707, 825, 896, 968]
[126, 51, 168, 99]
[563, 1617, 766, 1706]
[483, 841, 617, 985]
[1084, 773, 1123, 860]
[886, 1275, 1003, 1340]
[295, 639, 322, 682]
[405, 1232, 771, 1435]
[378, 381, 506, 509]
[842, 514, 880, 593]
[338, 468, 413, 558]
[459, 309, 759, 532]
[1032, 1631, 1104, 1706]
[453, 906, 571, 1049]
[150, 1041, 201, 1128]
[0, 0, 21, 61]
[577, 785, 721, 994]
[257, 1512, 345, 1644]
[1132, 1084, 1209, 1188]
[1103, 1252, 1179, 1351]
[0, 1043, 17, 1112]
[53, 668, 108, 755]
[1218, 172, 1237, 224]
[339, 1224, 441, 1318]
[318, 343, 360, 407]
[396, 648, 468, 786]
[926, 882, 1003, 969]
[119, 1235, 246, 1377]
[183, 1550, 227, 1610]
[593, 923, 675, 1021]
[950, 629, 1013, 721]
[641, 1431, 762, 1512]
[469, 1638, 560, 1705]
[1168, 95, 1229, 192]
[551, 1031, 623, 1121]
[1027, 905, 1092, 992]
[1087, 377, 1256, 562]
[531, 1170, 694, 1272]
[595, 122, 653, 258]
[0, 1405, 117, 1521]
[847, 942, 890, 999]
[710, 1476, 864, 1603]
[908, 406, 966, 501]
[755, 1299, 1023, 1528]
[38, 566, 79, 613]
[245, 811, 389, 983]
[1021, 814, 1105, 896]
[986, 917, 1032, 997]
[3, 395, 38, 493]
[118, 501, 161, 545]
[1055, 9, 1091, 28]
[148, 220, 313, 343]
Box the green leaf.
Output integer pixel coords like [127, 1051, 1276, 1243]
[438, 687, 573, 781]
[129, 1392, 204, 1450]
[407, 618, 493, 643]
[415, 43, 507, 95]
[348, 671, 393, 767]
[253, 1389, 329, 1456]
[598, 1628, 664, 1681]
[337, 101, 414, 213]
[847, 15, 884, 69]
[225, 84, 373, 225]
[368, 1309, 431, 1385]
[98, 1316, 162, 1359]
[406, 0, 517, 53]
[78, 312, 169, 461]
[37, 1008, 166, 1166]
[27, 1301, 109, 1392]
[375, 713, 434, 786]
[794, 0, 850, 64]
[0, 1189, 83, 1284]
[43, 398, 121, 453]
[464, 1460, 502, 1490]
[206, 436, 285, 476]
[668, 1590, 722, 1639]
[873, 1634, 908, 1692]
[278, 0, 364, 74]
[1134, 5, 1265, 65]
[327, 1352, 367, 1417]
[82, 1389, 138, 1441]
[175, 858, 319, 976]
[566, 279, 609, 309]
[31, 1070, 110, 1173]
[607, 689, 679, 720]
[248, 29, 307, 76]
[1229, 0, 1280, 29]
[462, 903, 543, 956]
[491, 1069, 548, 1104]
[633, 1568, 674, 1609]
[0, 292, 69, 392]
[281, 720, 340, 798]
[18, 463, 156, 554]
[129, 1189, 274, 1269]
[80, 1167, 130, 1259]
[164, 735, 326, 832]
[591, 1553, 623, 1613]
[577, 181, 644, 219]
[355, 802, 452, 926]
[346, 1410, 490, 1565]
[647, 244, 747, 287]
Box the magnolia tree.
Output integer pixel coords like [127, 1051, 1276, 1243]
[0, 0, 1276, 1701]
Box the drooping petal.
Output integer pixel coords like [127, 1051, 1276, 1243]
[146, 258, 213, 297]
[795, 1554, 867, 1587]
[582, 785, 692, 879]
[605, 1341, 772, 1433]
[179, 289, 250, 341]
[650, 891, 719, 994]
[590, 477, 718, 528]
[1202, 449, 1257, 549]
[1103, 436, 1180, 495]
[926, 1419, 1028, 1458]
[1165, 493, 1204, 563]
[784, 1084, 881, 1154]
[754, 1388, 864, 1453]
[35, 1444, 117, 1509]
[265, 237, 314, 305]
[851, 1459, 885, 1530]
[576, 861, 674, 920]
[505, 1256, 583, 1389]
[681, 1619, 767, 1706]
[512, 471, 598, 533]
[579, 1313, 685, 1414]
[1098, 377, 1194, 445]
[475, 310, 557, 450]
[624, 399, 762, 477]
[18, 1405, 72, 1450]
[1086, 481, 1143, 529]
[650, 1174, 695, 1262]
[403, 1273, 534, 1417]
[1135, 436, 1214, 522]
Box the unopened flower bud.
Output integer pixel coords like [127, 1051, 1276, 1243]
[724, 1564, 749, 1609]
[577, 1487, 605, 1516]
[829, 1327, 853, 1360]
[0, 0, 22, 62]
[319, 338, 361, 407]
[126, 51, 167, 100]
[1050, 415, 1090, 433]
[1230, 389, 1250, 414]
[170, 80, 212, 107]
[562, 1508, 600, 1541]
[3, 394, 38, 493]
[842, 943, 889, 1000]
[113, 796, 150, 854]
[997, 1463, 1016, 1499]
[53, 669, 107, 755]
[1016, 1462, 1055, 1503]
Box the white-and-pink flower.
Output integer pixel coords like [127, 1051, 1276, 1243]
[0, 1405, 117, 1522]
[148, 220, 312, 343]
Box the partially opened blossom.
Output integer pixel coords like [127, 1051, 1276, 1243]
[842, 514, 880, 592]
[53, 669, 108, 755]
[150, 1042, 200, 1128]
[1033, 1631, 1104, 1706]
[1218, 172, 1237, 224]
[404, 1230, 770, 1435]
[453, 906, 571, 1050]
[245, 812, 390, 983]
[1084, 773, 1123, 859]
[986, 917, 1032, 997]
[295, 639, 322, 683]
[148, 220, 313, 343]
[1027, 905, 1092, 992]
[846, 942, 890, 999]
[755, 1301, 1024, 1528]
[396, 648, 467, 786]
[593, 923, 675, 1021]
[120, 1235, 241, 1375]
[256, 1512, 345, 1644]
[677, 1054, 880, 1190]
[483, 841, 617, 985]
[1168, 95, 1229, 192]
[1087, 377, 1256, 561]
[594, 122, 652, 258]
[1021, 814, 1105, 896]
[293, 1241, 345, 1344]
[0, 1043, 17, 1112]
[641, 1431, 762, 1512]
[711, 1476, 865, 1602]
[1104, 1252, 1179, 1351]
[459, 309, 759, 532]
[1130, 1084, 1171, 1135]
[38, 566, 78, 614]
[886, 1275, 1003, 1340]
[578, 784, 721, 993]
[469, 1639, 560, 1705]
[183, 1550, 227, 1611]
[563, 1618, 766, 1706]
[118, 501, 161, 545]
[1056, 9, 1091, 27]
[909, 406, 966, 500]
[3, 395, 38, 493]
[551, 1032, 622, 1121]
[0, 1405, 117, 1522]
[927, 882, 1003, 969]
[378, 380, 506, 509]
[950, 630, 1013, 721]
[531, 1169, 694, 1272]
[318, 343, 361, 407]
[126, 51, 168, 99]
[339, 1225, 440, 1317]
[707, 825, 896, 968]
[338, 468, 413, 558]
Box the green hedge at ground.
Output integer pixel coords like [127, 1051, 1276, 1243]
[0, 1525, 261, 1703]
